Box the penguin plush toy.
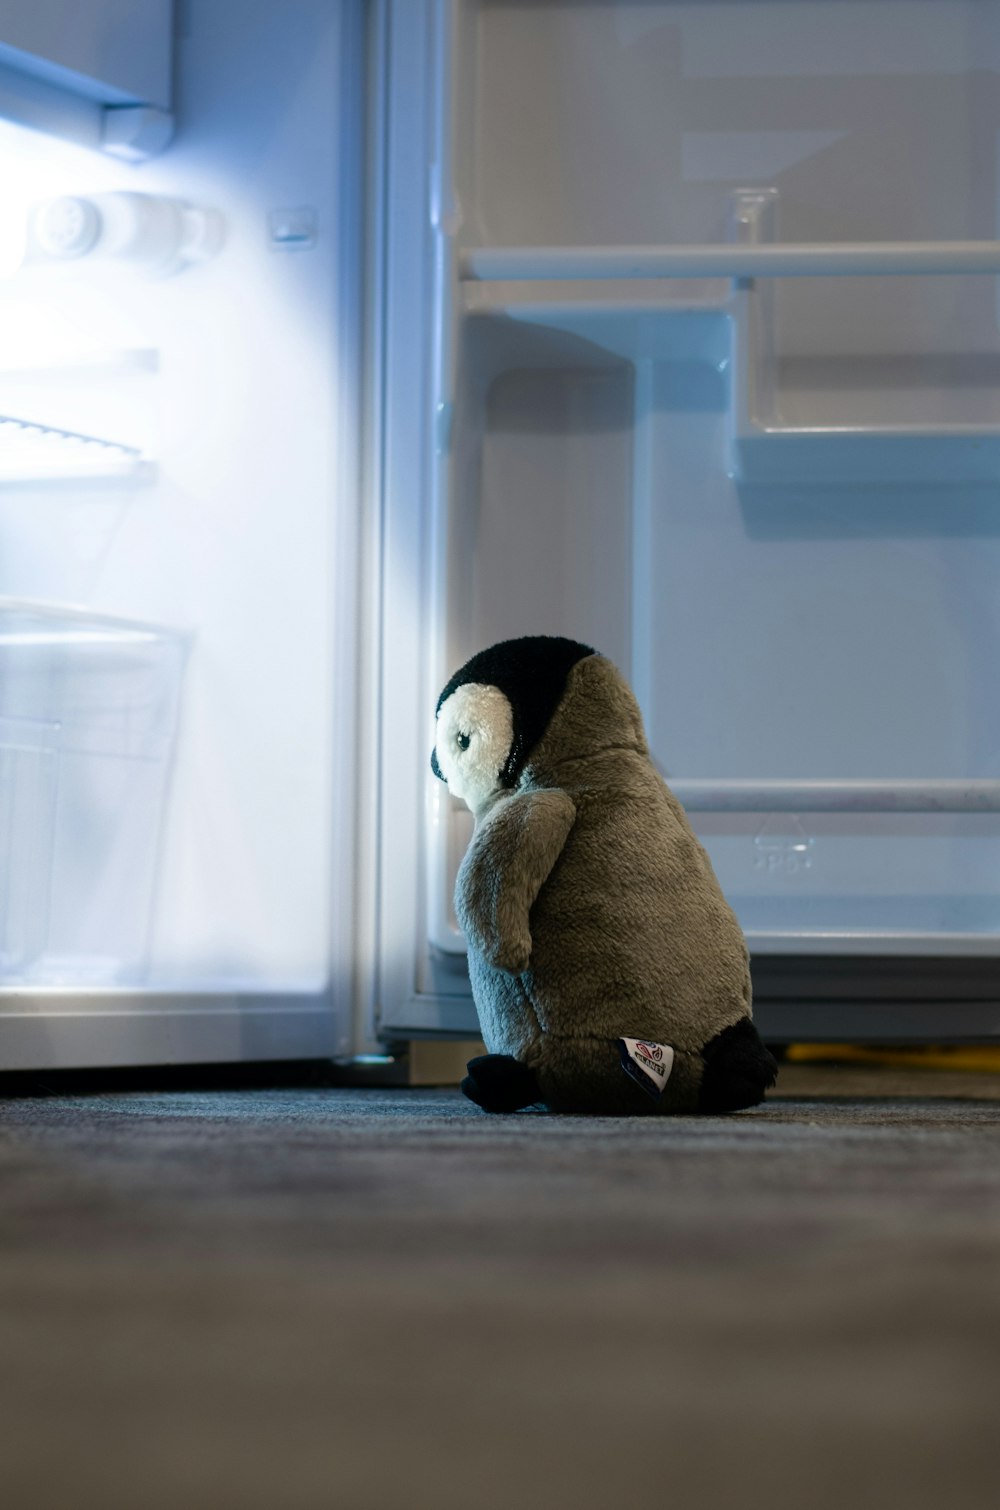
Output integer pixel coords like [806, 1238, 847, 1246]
[431, 635, 778, 1115]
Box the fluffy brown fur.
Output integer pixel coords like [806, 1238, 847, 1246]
[456, 654, 757, 1114]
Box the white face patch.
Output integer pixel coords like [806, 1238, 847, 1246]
[434, 683, 514, 815]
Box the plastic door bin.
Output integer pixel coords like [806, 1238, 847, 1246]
[0, 602, 188, 986]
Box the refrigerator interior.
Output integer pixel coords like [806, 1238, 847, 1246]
[376, 0, 1000, 1042]
[0, 0, 367, 1066]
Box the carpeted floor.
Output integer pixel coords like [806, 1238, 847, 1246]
[1, 1063, 999, 1510]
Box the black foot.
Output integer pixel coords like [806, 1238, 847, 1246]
[461, 1054, 542, 1113]
[698, 1018, 778, 1113]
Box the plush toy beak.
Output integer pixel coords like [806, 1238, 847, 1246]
[430, 747, 444, 781]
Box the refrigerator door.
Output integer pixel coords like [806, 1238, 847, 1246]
[374, 0, 1000, 1044]
[0, 0, 368, 1068]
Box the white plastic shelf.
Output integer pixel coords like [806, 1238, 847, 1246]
[672, 780, 1000, 814]
[0, 349, 159, 381]
[460, 241, 1000, 282]
[0, 413, 149, 485]
[454, 221, 1000, 486]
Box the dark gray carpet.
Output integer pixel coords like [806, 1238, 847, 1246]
[2, 1064, 999, 1510]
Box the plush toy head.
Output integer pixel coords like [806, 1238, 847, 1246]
[431, 635, 594, 816]
[431, 636, 777, 1117]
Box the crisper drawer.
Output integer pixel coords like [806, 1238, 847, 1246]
[0, 600, 187, 986]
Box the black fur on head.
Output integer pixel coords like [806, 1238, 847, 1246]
[432, 635, 595, 789]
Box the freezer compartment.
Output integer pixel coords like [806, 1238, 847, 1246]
[0, 601, 187, 985]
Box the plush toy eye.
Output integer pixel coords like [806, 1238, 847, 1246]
[456, 731, 471, 751]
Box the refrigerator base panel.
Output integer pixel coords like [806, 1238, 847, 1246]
[385, 949, 1000, 1045]
[0, 991, 341, 1071]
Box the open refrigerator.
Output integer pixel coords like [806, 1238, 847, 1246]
[1, 0, 999, 1072]
[0, 0, 369, 1067]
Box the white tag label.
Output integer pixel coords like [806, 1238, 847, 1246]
[620, 1038, 675, 1098]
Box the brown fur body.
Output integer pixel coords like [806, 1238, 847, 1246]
[456, 655, 753, 1114]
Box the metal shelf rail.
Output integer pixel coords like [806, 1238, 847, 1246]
[671, 780, 1000, 814]
[460, 241, 1000, 282]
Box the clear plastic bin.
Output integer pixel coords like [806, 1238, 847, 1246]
[0, 601, 188, 986]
